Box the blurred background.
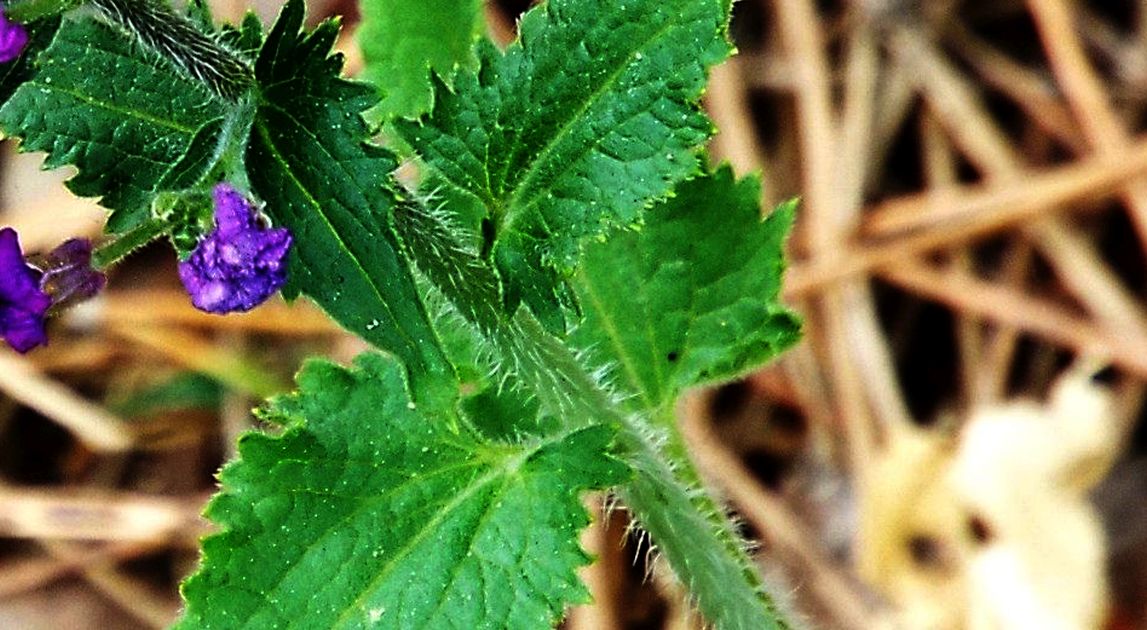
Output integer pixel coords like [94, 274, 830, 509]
[3, 0, 1147, 628]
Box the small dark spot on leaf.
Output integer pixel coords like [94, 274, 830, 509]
[666, 351, 678, 362]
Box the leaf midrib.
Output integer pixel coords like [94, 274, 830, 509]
[327, 450, 529, 629]
[15, 80, 204, 135]
[252, 108, 428, 365]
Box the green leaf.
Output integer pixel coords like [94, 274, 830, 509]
[177, 352, 628, 629]
[572, 167, 801, 411]
[247, 0, 453, 403]
[574, 169, 799, 628]
[461, 383, 556, 441]
[0, 17, 226, 230]
[397, 175, 797, 628]
[420, 275, 558, 441]
[5, 0, 77, 24]
[399, 0, 731, 326]
[156, 116, 227, 191]
[357, 0, 482, 120]
[218, 12, 264, 57]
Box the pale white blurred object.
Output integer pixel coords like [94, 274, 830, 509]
[1, 149, 105, 250]
[953, 371, 1116, 630]
[858, 366, 1120, 630]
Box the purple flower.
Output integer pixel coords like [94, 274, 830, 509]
[178, 184, 292, 314]
[0, 9, 28, 64]
[0, 228, 50, 352]
[0, 229, 108, 353]
[34, 238, 107, 310]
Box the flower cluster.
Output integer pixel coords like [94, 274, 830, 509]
[177, 184, 292, 314]
[1, 183, 290, 353]
[0, 229, 104, 353]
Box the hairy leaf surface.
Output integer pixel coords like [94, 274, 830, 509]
[177, 353, 628, 629]
[399, 0, 731, 325]
[572, 167, 801, 410]
[357, 0, 482, 120]
[248, 0, 453, 402]
[0, 17, 226, 230]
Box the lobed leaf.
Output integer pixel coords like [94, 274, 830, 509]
[571, 166, 801, 411]
[398, 0, 732, 327]
[247, 0, 453, 403]
[357, 0, 482, 121]
[0, 17, 226, 230]
[177, 352, 628, 629]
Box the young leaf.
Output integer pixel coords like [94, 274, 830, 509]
[572, 166, 801, 411]
[357, 0, 482, 120]
[177, 352, 628, 629]
[248, 0, 453, 403]
[0, 17, 226, 230]
[398, 0, 732, 326]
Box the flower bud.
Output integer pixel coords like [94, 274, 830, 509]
[30, 238, 107, 312]
[178, 184, 292, 314]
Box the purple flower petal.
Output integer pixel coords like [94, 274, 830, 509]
[178, 184, 293, 314]
[212, 184, 261, 236]
[0, 228, 51, 353]
[37, 238, 106, 311]
[0, 9, 28, 65]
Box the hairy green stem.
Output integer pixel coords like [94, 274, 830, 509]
[89, 0, 253, 100]
[509, 317, 790, 630]
[395, 199, 790, 629]
[620, 410, 790, 630]
[92, 216, 169, 269]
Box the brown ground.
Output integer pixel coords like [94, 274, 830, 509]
[3, 1, 1147, 628]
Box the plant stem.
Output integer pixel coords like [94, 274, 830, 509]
[89, 0, 253, 101]
[92, 217, 169, 269]
[619, 410, 790, 630]
[396, 199, 791, 629]
[509, 316, 789, 630]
